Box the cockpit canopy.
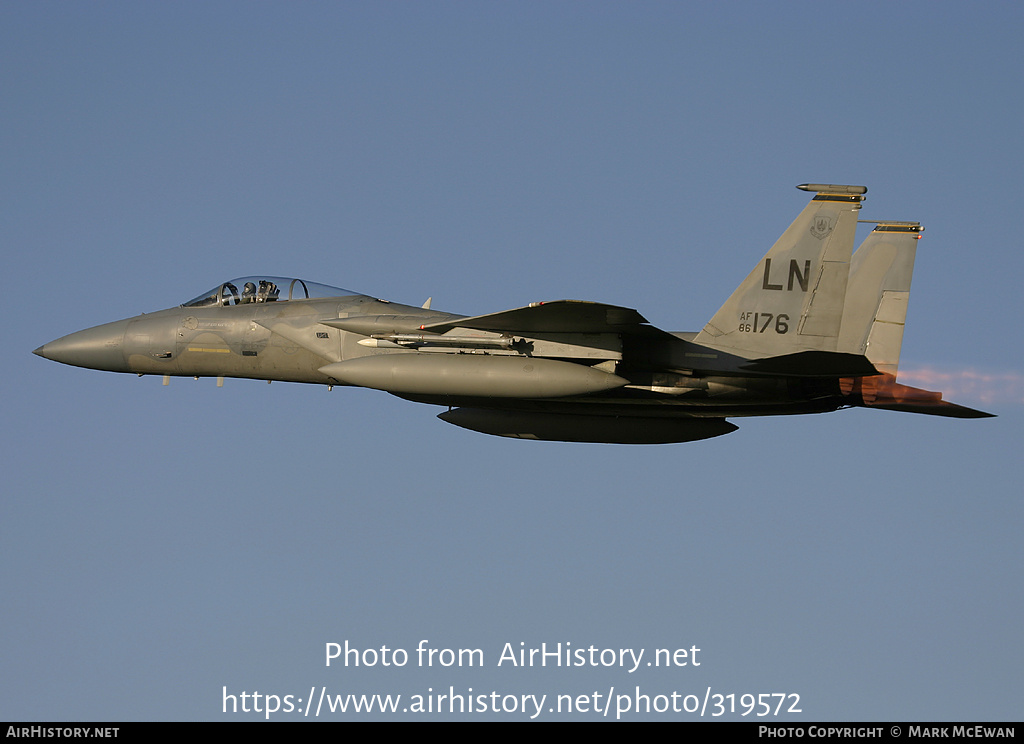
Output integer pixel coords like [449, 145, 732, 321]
[183, 277, 355, 308]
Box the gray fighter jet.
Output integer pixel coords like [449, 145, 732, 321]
[34, 184, 993, 443]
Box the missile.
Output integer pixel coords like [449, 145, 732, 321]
[437, 408, 738, 443]
[357, 334, 520, 349]
[356, 338, 404, 349]
[319, 354, 628, 398]
[321, 315, 445, 336]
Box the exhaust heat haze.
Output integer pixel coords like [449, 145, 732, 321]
[897, 367, 1024, 407]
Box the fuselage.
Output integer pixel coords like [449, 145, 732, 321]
[34, 277, 848, 420]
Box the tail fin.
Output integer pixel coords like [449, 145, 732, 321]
[836, 222, 995, 418]
[694, 183, 865, 358]
[838, 222, 922, 375]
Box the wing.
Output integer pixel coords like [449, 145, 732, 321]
[420, 299, 675, 339]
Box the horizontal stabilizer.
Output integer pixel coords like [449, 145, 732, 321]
[840, 375, 995, 418]
[421, 300, 668, 337]
[740, 350, 878, 378]
[866, 400, 995, 419]
[438, 408, 738, 444]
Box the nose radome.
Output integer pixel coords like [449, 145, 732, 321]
[33, 318, 131, 372]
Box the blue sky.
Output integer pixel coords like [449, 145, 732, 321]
[3, 2, 1021, 721]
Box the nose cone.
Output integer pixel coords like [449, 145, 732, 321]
[34, 318, 131, 372]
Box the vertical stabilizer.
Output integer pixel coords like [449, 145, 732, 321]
[838, 223, 922, 375]
[694, 184, 865, 358]
[835, 221, 992, 417]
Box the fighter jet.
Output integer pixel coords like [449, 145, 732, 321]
[34, 184, 993, 443]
